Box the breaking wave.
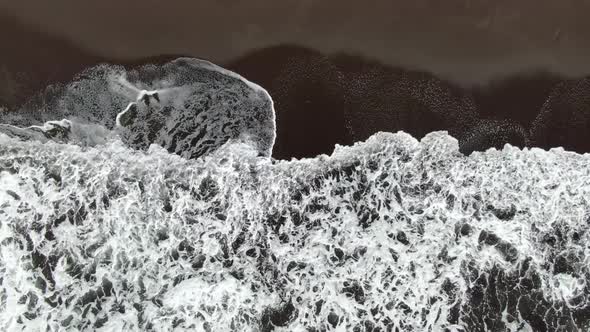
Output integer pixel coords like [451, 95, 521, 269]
[0, 58, 589, 331]
[0, 58, 275, 159]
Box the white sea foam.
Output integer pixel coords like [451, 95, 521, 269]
[0, 58, 276, 160]
[0, 130, 588, 331]
[0, 59, 588, 331]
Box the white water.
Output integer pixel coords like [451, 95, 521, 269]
[0, 59, 588, 331]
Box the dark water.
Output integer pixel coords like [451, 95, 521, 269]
[1, 8, 590, 331]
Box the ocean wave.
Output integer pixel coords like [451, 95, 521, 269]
[0, 58, 275, 159]
[0, 59, 589, 331]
